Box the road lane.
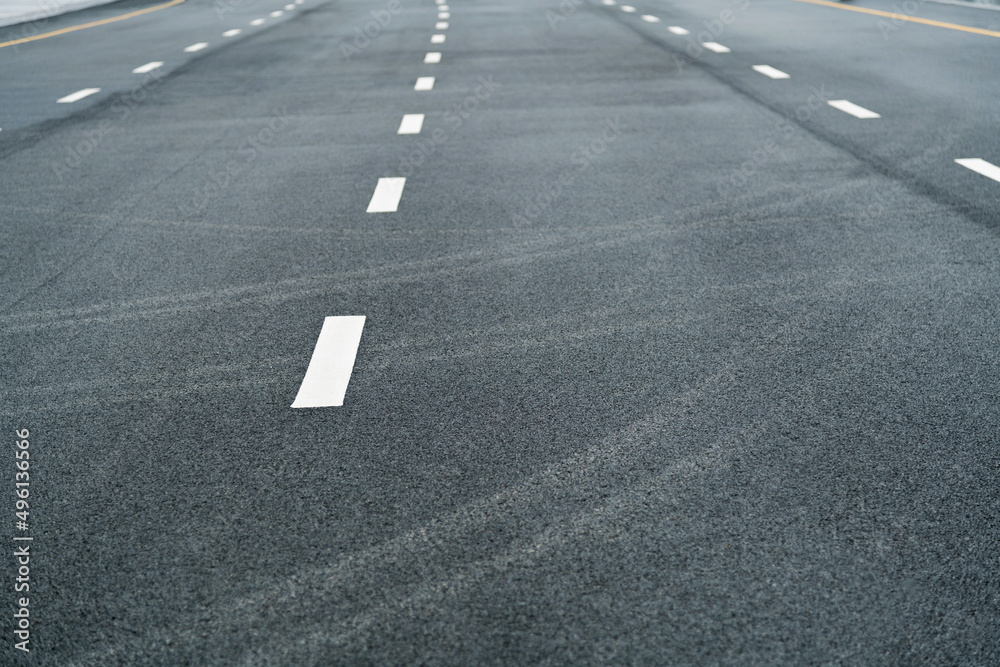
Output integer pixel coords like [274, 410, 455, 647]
[2, 0, 999, 663]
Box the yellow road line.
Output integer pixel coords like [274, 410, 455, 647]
[793, 0, 1000, 39]
[0, 0, 186, 49]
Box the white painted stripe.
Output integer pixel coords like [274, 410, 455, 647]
[367, 177, 406, 212]
[223, 28, 241, 36]
[641, 14, 660, 22]
[414, 76, 435, 91]
[436, 21, 449, 29]
[397, 113, 425, 135]
[752, 64, 790, 79]
[436, 0, 445, 4]
[291, 316, 366, 408]
[269, 10, 283, 17]
[184, 42, 209, 52]
[132, 61, 163, 74]
[431, 33, 445, 43]
[295, 0, 304, 4]
[438, 11, 450, 19]
[438, 4, 449, 9]
[621, 5, 636, 12]
[955, 158, 1000, 183]
[284, 3, 294, 9]
[56, 88, 100, 103]
[668, 25, 689, 35]
[250, 17, 266, 25]
[602, 0, 616, 5]
[828, 99, 880, 119]
[424, 51, 442, 64]
[701, 41, 730, 53]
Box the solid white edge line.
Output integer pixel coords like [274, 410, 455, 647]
[291, 316, 366, 408]
[752, 65, 790, 79]
[366, 177, 406, 213]
[827, 99, 881, 119]
[414, 76, 435, 91]
[56, 88, 101, 103]
[397, 114, 425, 135]
[955, 158, 1000, 183]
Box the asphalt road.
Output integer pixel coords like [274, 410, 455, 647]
[2, 0, 1000, 663]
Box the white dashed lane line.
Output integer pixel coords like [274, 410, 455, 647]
[438, 4, 449, 9]
[431, 33, 445, 43]
[132, 61, 163, 74]
[438, 11, 450, 19]
[436, 21, 448, 29]
[414, 76, 435, 91]
[57, 88, 100, 103]
[284, 3, 294, 9]
[668, 26, 689, 35]
[602, 0, 616, 5]
[436, 0, 445, 4]
[270, 10, 283, 17]
[397, 114, 425, 135]
[955, 158, 1000, 183]
[621, 5, 636, 13]
[641, 15, 659, 22]
[828, 99, 881, 119]
[250, 18, 266, 25]
[701, 41, 730, 53]
[367, 177, 407, 213]
[184, 42, 208, 52]
[424, 52, 442, 64]
[223, 28, 241, 37]
[752, 65, 790, 79]
[291, 316, 366, 409]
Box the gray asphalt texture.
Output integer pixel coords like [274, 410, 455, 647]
[2, 0, 1000, 663]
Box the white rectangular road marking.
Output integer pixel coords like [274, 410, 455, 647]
[436, 0, 445, 4]
[621, 5, 636, 12]
[641, 15, 660, 22]
[184, 42, 208, 52]
[397, 113, 425, 135]
[701, 41, 730, 53]
[436, 21, 449, 29]
[438, 11, 449, 19]
[132, 61, 163, 74]
[752, 64, 790, 79]
[955, 158, 1000, 183]
[223, 28, 241, 36]
[431, 33, 445, 43]
[414, 76, 435, 91]
[439, 4, 449, 9]
[291, 316, 366, 408]
[269, 10, 283, 17]
[828, 99, 880, 119]
[250, 18, 265, 25]
[424, 51, 442, 64]
[57, 88, 100, 103]
[366, 177, 406, 213]
[602, 0, 616, 5]
[284, 3, 294, 9]
[668, 26, 689, 35]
